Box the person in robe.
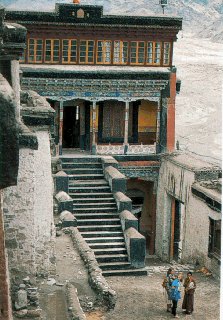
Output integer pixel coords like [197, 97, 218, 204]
[182, 271, 196, 315]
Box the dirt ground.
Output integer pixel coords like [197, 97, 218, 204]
[38, 233, 220, 320]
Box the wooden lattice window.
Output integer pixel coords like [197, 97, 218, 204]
[113, 41, 128, 64]
[45, 39, 60, 63]
[146, 42, 162, 65]
[130, 41, 145, 65]
[28, 39, 43, 63]
[163, 42, 171, 66]
[62, 39, 77, 64]
[79, 40, 94, 64]
[96, 40, 111, 64]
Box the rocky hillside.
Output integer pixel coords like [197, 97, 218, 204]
[1, 0, 223, 40]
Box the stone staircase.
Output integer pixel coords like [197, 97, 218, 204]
[61, 156, 147, 277]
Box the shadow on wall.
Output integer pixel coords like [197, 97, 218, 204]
[126, 178, 156, 254]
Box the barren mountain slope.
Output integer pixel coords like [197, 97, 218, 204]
[1, 0, 223, 40]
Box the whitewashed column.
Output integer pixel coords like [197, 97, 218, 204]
[59, 100, 64, 156]
[91, 101, 97, 154]
[11, 60, 21, 120]
[124, 100, 130, 154]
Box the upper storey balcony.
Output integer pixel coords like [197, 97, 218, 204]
[5, 2, 182, 68]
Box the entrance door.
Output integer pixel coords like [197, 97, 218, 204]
[170, 199, 183, 262]
[63, 106, 80, 148]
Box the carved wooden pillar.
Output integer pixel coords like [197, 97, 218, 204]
[124, 100, 130, 154]
[59, 100, 64, 156]
[91, 101, 97, 155]
[156, 100, 161, 153]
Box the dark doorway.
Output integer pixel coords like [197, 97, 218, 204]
[171, 199, 181, 261]
[63, 106, 80, 148]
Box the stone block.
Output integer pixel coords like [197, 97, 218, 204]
[54, 171, 69, 193]
[120, 210, 138, 231]
[124, 227, 146, 268]
[60, 210, 77, 228]
[104, 166, 126, 193]
[55, 191, 73, 213]
[101, 156, 119, 171]
[114, 192, 132, 213]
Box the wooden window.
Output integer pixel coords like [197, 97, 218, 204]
[130, 41, 145, 65]
[97, 40, 111, 64]
[45, 39, 60, 63]
[154, 42, 161, 64]
[163, 42, 171, 65]
[62, 39, 77, 64]
[209, 218, 221, 258]
[113, 41, 128, 64]
[79, 40, 94, 64]
[146, 42, 162, 65]
[28, 39, 43, 63]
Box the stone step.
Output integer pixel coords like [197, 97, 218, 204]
[61, 157, 101, 163]
[99, 261, 132, 270]
[102, 269, 148, 277]
[72, 197, 115, 203]
[85, 236, 125, 243]
[77, 218, 121, 226]
[96, 254, 128, 263]
[81, 231, 123, 238]
[89, 242, 125, 249]
[62, 162, 102, 169]
[78, 225, 122, 232]
[65, 168, 103, 175]
[70, 192, 113, 198]
[69, 186, 111, 192]
[73, 207, 117, 213]
[69, 180, 108, 186]
[74, 213, 118, 219]
[94, 248, 127, 255]
[73, 202, 116, 208]
[68, 174, 105, 180]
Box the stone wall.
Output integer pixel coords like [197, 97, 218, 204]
[2, 130, 55, 279]
[156, 153, 221, 276]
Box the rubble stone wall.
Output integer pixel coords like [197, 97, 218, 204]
[156, 156, 221, 277]
[2, 130, 55, 279]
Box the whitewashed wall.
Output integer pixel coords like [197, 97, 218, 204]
[2, 129, 55, 278]
[156, 155, 221, 276]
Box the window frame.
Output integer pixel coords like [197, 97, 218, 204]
[62, 39, 77, 64]
[79, 40, 95, 64]
[44, 39, 60, 64]
[130, 41, 145, 65]
[96, 40, 112, 65]
[146, 41, 162, 66]
[209, 218, 221, 259]
[113, 40, 128, 65]
[163, 42, 171, 66]
[28, 38, 43, 64]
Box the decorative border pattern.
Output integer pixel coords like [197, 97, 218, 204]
[96, 144, 156, 155]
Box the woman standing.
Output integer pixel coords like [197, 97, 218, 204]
[170, 273, 183, 318]
[182, 272, 196, 315]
